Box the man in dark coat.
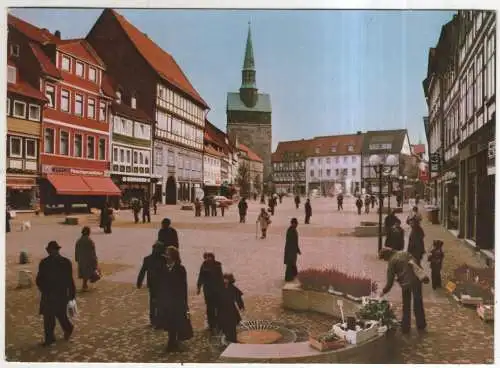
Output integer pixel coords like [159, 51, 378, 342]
[238, 197, 248, 223]
[260, 194, 265, 204]
[268, 197, 275, 216]
[100, 202, 113, 234]
[384, 210, 400, 238]
[152, 195, 158, 215]
[203, 195, 211, 217]
[196, 252, 224, 334]
[408, 218, 426, 266]
[364, 195, 371, 214]
[304, 198, 312, 224]
[142, 195, 151, 223]
[36, 241, 76, 346]
[355, 196, 363, 215]
[211, 197, 218, 217]
[132, 198, 141, 224]
[384, 219, 405, 251]
[137, 241, 166, 327]
[294, 195, 301, 209]
[284, 218, 301, 282]
[379, 247, 427, 334]
[194, 198, 202, 217]
[75, 226, 97, 291]
[337, 193, 344, 211]
[158, 218, 179, 249]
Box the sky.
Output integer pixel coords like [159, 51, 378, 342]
[10, 8, 455, 151]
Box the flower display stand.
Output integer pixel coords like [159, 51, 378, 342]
[332, 321, 379, 345]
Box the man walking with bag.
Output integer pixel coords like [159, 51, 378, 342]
[36, 241, 76, 346]
[379, 247, 428, 335]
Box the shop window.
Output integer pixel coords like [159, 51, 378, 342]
[9, 137, 22, 157]
[61, 89, 70, 112]
[60, 131, 69, 155]
[28, 104, 41, 121]
[74, 134, 82, 157]
[45, 84, 55, 108]
[13, 101, 26, 118]
[61, 55, 71, 72]
[75, 94, 83, 116]
[88, 67, 96, 82]
[131, 94, 137, 109]
[44, 128, 54, 154]
[87, 136, 95, 159]
[7, 66, 16, 84]
[87, 98, 96, 119]
[98, 138, 106, 160]
[76, 61, 84, 77]
[25, 139, 36, 159]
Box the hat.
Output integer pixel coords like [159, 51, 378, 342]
[46, 241, 61, 251]
[162, 218, 171, 226]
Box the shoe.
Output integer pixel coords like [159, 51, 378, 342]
[165, 344, 181, 353]
[64, 327, 73, 341]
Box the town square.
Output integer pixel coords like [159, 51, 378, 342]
[4, 6, 496, 364]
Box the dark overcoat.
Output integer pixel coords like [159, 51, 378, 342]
[217, 284, 244, 330]
[408, 226, 426, 261]
[156, 262, 189, 331]
[385, 227, 405, 251]
[238, 200, 248, 215]
[305, 202, 312, 216]
[137, 252, 166, 294]
[158, 227, 179, 248]
[75, 235, 97, 280]
[36, 254, 76, 315]
[6, 211, 11, 233]
[197, 260, 224, 300]
[284, 227, 301, 265]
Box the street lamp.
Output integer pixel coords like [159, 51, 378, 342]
[398, 175, 408, 206]
[369, 154, 398, 253]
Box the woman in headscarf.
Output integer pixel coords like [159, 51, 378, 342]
[75, 226, 98, 291]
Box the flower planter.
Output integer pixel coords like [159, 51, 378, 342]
[309, 335, 346, 352]
[332, 320, 379, 345]
[477, 304, 494, 321]
[377, 325, 388, 336]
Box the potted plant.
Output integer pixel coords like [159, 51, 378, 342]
[309, 331, 346, 351]
[357, 299, 398, 336]
[332, 318, 379, 345]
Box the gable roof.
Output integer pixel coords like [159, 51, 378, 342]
[272, 139, 312, 162]
[361, 129, 408, 154]
[205, 120, 229, 151]
[308, 133, 364, 157]
[29, 43, 61, 78]
[57, 39, 105, 67]
[227, 92, 271, 112]
[412, 144, 426, 155]
[238, 143, 262, 162]
[107, 9, 208, 108]
[8, 14, 56, 44]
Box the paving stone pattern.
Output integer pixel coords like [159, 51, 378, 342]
[4, 197, 493, 363]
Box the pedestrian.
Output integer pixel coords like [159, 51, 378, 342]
[384, 219, 405, 251]
[364, 195, 371, 214]
[304, 198, 312, 224]
[158, 218, 179, 249]
[142, 195, 151, 223]
[220, 203, 226, 217]
[36, 241, 76, 346]
[260, 194, 265, 204]
[284, 218, 301, 282]
[203, 195, 211, 217]
[132, 198, 141, 224]
[75, 226, 98, 292]
[197, 252, 224, 335]
[294, 194, 301, 209]
[355, 196, 363, 215]
[384, 210, 400, 237]
[397, 193, 403, 208]
[152, 195, 158, 215]
[427, 240, 444, 289]
[156, 246, 190, 352]
[273, 193, 278, 207]
[408, 218, 426, 266]
[238, 197, 248, 223]
[100, 202, 113, 234]
[407, 206, 423, 225]
[137, 241, 167, 328]
[279, 193, 283, 204]
[371, 194, 376, 208]
[379, 247, 427, 335]
[194, 198, 202, 217]
[6, 208, 11, 233]
[415, 194, 420, 206]
[268, 197, 275, 216]
[253, 192, 257, 201]
[256, 208, 271, 239]
[211, 197, 218, 217]
[217, 273, 244, 343]
[337, 193, 344, 211]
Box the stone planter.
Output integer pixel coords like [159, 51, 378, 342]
[309, 335, 346, 352]
[282, 283, 309, 311]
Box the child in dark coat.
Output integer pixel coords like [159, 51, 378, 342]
[427, 240, 444, 289]
[217, 273, 245, 343]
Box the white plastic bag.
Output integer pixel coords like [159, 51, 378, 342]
[67, 299, 78, 319]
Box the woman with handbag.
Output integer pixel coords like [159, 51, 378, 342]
[156, 246, 192, 352]
[75, 226, 98, 292]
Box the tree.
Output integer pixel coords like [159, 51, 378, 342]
[254, 174, 262, 194]
[236, 161, 251, 197]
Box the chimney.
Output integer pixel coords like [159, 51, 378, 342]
[54, 30, 61, 39]
[357, 131, 362, 135]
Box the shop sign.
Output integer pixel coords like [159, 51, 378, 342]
[442, 171, 457, 182]
[122, 176, 150, 183]
[488, 140, 495, 160]
[7, 177, 36, 189]
[42, 165, 104, 176]
[430, 153, 441, 173]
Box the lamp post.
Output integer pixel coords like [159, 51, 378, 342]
[398, 175, 408, 206]
[369, 154, 399, 253]
[386, 168, 399, 211]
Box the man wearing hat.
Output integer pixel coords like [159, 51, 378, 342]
[158, 218, 179, 249]
[137, 241, 167, 328]
[36, 241, 76, 346]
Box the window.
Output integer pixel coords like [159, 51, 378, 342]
[331, 146, 337, 153]
[352, 168, 357, 176]
[309, 169, 314, 177]
[113, 147, 118, 162]
[10, 44, 20, 57]
[61, 55, 71, 71]
[60, 131, 69, 155]
[131, 95, 137, 109]
[7, 66, 16, 84]
[7, 98, 10, 115]
[466, 65, 474, 119]
[315, 147, 320, 154]
[119, 149, 124, 163]
[45, 84, 55, 108]
[76, 62, 84, 77]
[326, 169, 331, 176]
[75, 94, 83, 116]
[347, 145, 354, 152]
[28, 104, 41, 121]
[74, 134, 82, 157]
[476, 51, 484, 108]
[134, 151, 138, 164]
[98, 138, 106, 160]
[335, 168, 339, 176]
[126, 150, 131, 164]
[44, 128, 54, 153]
[99, 101, 107, 121]
[336, 157, 339, 163]
[25, 139, 36, 158]
[139, 152, 144, 164]
[13, 101, 26, 118]
[89, 67, 97, 82]
[116, 90, 122, 103]
[87, 98, 96, 119]
[310, 158, 314, 164]
[87, 136, 95, 159]
[352, 156, 356, 163]
[61, 89, 70, 112]
[343, 156, 348, 163]
[486, 33, 495, 100]
[9, 137, 22, 157]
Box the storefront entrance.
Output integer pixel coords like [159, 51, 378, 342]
[166, 176, 177, 205]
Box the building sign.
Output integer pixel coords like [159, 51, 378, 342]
[122, 176, 150, 183]
[430, 153, 440, 174]
[488, 140, 495, 176]
[369, 143, 392, 151]
[42, 165, 105, 176]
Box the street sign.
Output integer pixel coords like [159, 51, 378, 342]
[430, 153, 440, 173]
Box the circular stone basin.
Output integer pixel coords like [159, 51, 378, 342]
[237, 330, 283, 344]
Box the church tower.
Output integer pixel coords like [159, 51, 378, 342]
[227, 23, 272, 182]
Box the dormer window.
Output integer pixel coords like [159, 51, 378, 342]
[88, 67, 97, 82]
[7, 65, 16, 84]
[347, 144, 354, 152]
[76, 61, 84, 77]
[10, 44, 20, 57]
[331, 145, 337, 153]
[131, 95, 137, 109]
[61, 55, 71, 72]
[315, 146, 320, 154]
[116, 90, 122, 104]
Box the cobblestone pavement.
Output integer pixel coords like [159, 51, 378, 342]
[4, 197, 493, 363]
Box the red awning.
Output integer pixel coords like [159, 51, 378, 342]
[47, 174, 92, 195]
[82, 176, 121, 196]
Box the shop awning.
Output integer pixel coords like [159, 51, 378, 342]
[82, 176, 121, 196]
[47, 174, 93, 195]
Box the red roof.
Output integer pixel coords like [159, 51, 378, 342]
[272, 138, 313, 162]
[238, 143, 262, 163]
[204, 144, 224, 158]
[57, 39, 105, 67]
[412, 144, 426, 155]
[29, 43, 61, 78]
[307, 133, 364, 156]
[109, 9, 208, 108]
[101, 73, 115, 97]
[8, 14, 56, 44]
[8, 77, 48, 102]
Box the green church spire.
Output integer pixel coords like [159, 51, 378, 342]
[241, 22, 257, 91]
